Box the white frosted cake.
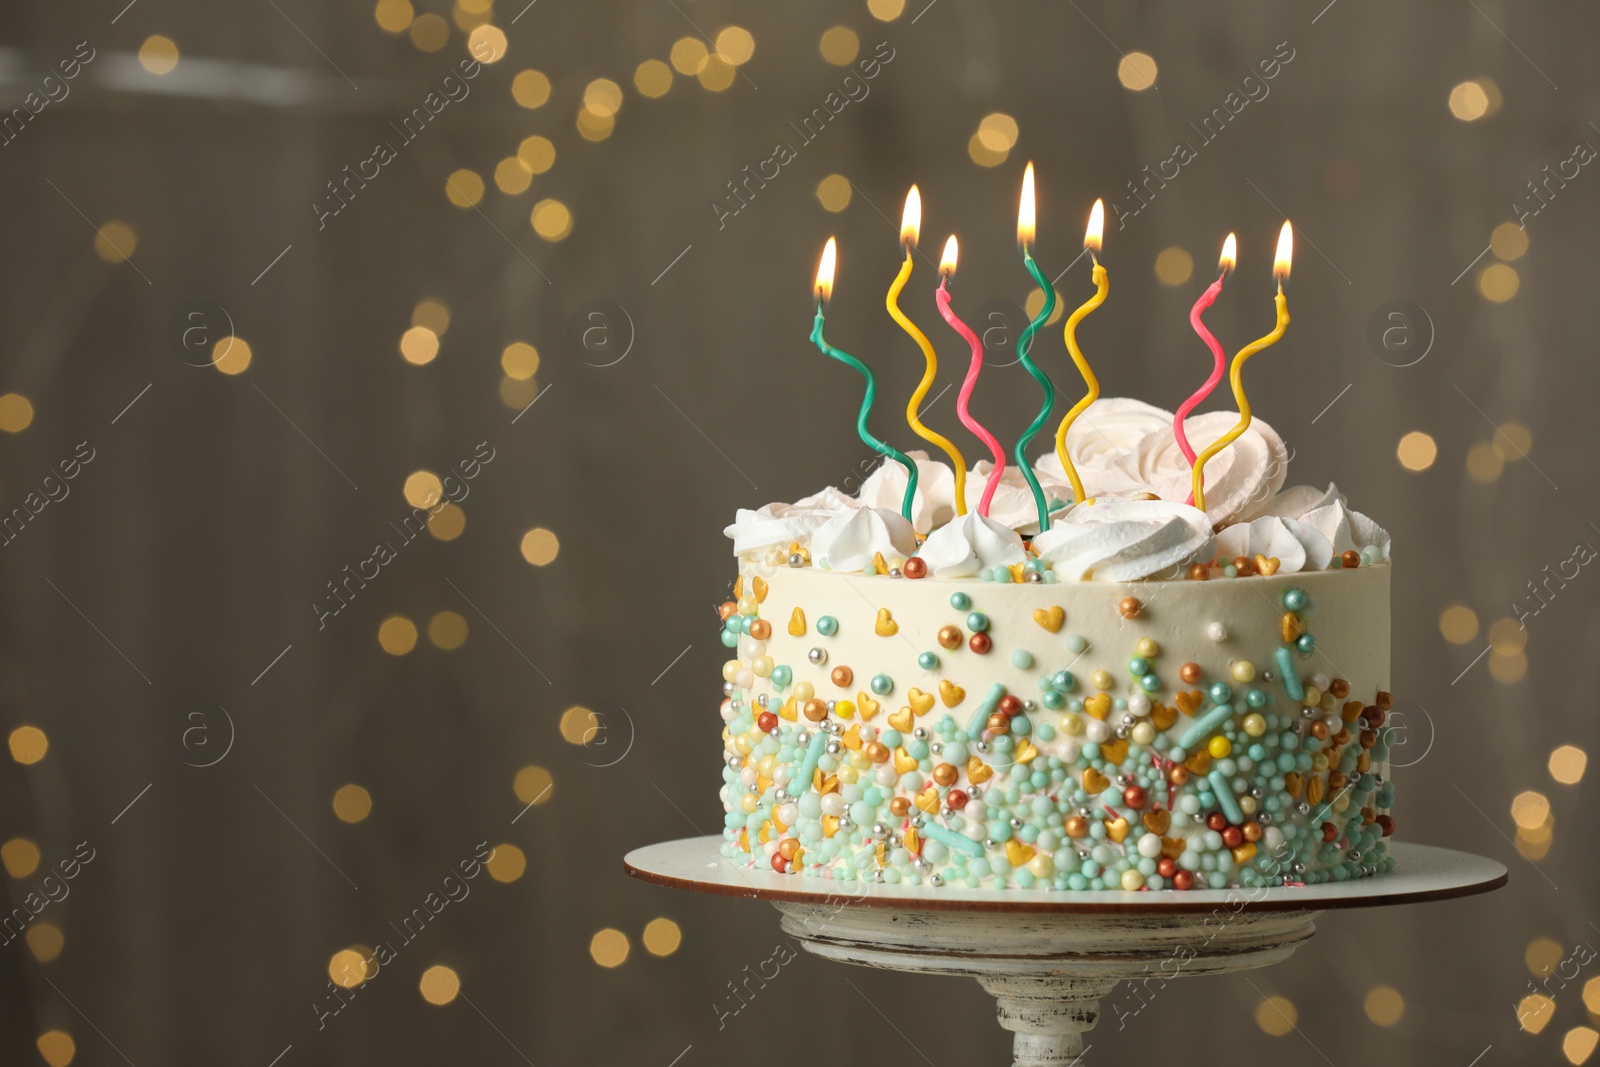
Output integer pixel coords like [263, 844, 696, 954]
[716, 399, 1395, 891]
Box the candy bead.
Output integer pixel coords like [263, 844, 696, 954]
[1282, 588, 1308, 612]
[1011, 649, 1034, 669]
[966, 612, 990, 633]
[1118, 597, 1143, 619]
[949, 592, 971, 611]
[968, 633, 992, 654]
[902, 557, 928, 579]
[918, 652, 940, 670]
[1231, 660, 1257, 683]
[815, 615, 838, 637]
[1134, 637, 1160, 658]
[1206, 622, 1228, 642]
[937, 625, 962, 650]
[870, 674, 893, 696]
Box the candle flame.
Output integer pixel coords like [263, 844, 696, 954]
[816, 237, 836, 303]
[901, 185, 921, 247]
[1084, 198, 1104, 254]
[1017, 162, 1036, 247]
[940, 235, 958, 277]
[1219, 233, 1237, 275]
[1273, 222, 1293, 282]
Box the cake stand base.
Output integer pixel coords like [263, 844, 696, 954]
[626, 838, 1504, 1067]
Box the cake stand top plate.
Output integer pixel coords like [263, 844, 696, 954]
[625, 836, 1505, 914]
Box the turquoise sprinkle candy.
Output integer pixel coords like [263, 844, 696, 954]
[1177, 704, 1233, 749]
[918, 651, 940, 670]
[870, 673, 894, 696]
[1282, 587, 1308, 612]
[965, 683, 1008, 741]
[771, 665, 793, 689]
[1011, 650, 1034, 670]
[1274, 647, 1303, 700]
[922, 822, 984, 858]
[949, 591, 971, 611]
[816, 615, 838, 637]
[794, 731, 827, 795]
[966, 611, 990, 633]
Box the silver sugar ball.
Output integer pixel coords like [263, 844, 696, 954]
[808, 647, 827, 665]
[1077, 806, 1092, 819]
[872, 823, 889, 837]
[1121, 713, 1136, 728]
[1009, 817, 1023, 829]
[1296, 801, 1311, 815]
[1261, 669, 1275, 682]
[796, 730, 810, 745]
[913, 726, 929, 741]
[756, 694, 769, 709]
[1249, 786, 1264, 799]
[930, 742, 943, 755]
[1115, 725, 1130, 739]
[983, 838, 997, 850]
[723, 681, 736, 696]
[788, 553, 805, 568]
[825, 742, 842, 757]
[929, 873, 944, 888]
[1023, 699, 1037, 712]
[969, 785, 984, 800]
[975, 740, 990, 753]
[726, 756, 743, 770]
[870, 869, 885, 882]
[1291, 862, 1307, 875]
[1348, 850, 1363, 863]
[889, 567, 903, 579]
[773, 787, 789, 802]
[1301, 707, 1317, 719]
[913, 857, 929, 872]
[1257, 812, 1273, 825]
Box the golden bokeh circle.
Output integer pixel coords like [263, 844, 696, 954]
[410, 13, 449, 51]
[486, 843, 527, 883]
[445, 169, 485, 208]
[816, 174, 852, 213]
[1549, 744, 1587, 785]
[1526, 936, 1564, 976]
[1490, 650, 1527, 684]
[583, 78, 624, 117]
[1477, 262, 1518, 302]
[1117, 51, 1158, 91]
[1154, 247, 1194, 286]
[403, 470, 442, 508]
[1395, 431, 1436, 472]
[976, 112, 1019, 152]
[1465, 441, 1502, 483]
[1, 837, 42, 878]
[35, 1031, 75, 1067]
[467, 24, 507, 63]
[411, 299, 450, 334]
[1438, 605, 1478, 645]
[427, 611, 469, 650]
[427, 503, 466, 541]
[635, 59, 673, 98]
[1564, 1028, 1600, 1066]
[94, 221, 139, 264]
[968, 132, 1007, 168]
[589, 928, 630, 968]
[643, 917, 682, 956]
[1516, 993, 1554, 1034]
[520, 527, 559, 565]
[1363, 985, 1405, 1027]
[518, 135, 556, 174]
[26, 923, 63, 963]
[531, 199, 572, 241]
[0, 396, 34, 435]
[698, 56, 736, 92]
[511, 69, 551, 108]
[213, 335, 252, 376]
[332, 784, 373, 824]
[1491, 222, 1528, 261]
[1511, 790, 1550, 830]
[400, 325, 440, 365]
[1254, 995, 1297, 1036]
[374, 0, 414, 33]
[868, 0, 906, 20]
[329, 947, 372, 988]
[1492, 421, 1532, 462]
[670, 37, 708, 75]
[559, 705, 600, 745]
[1488, 616, 1528, 655]
[139, 35, 179, 75]
[495, 157, 533, 195]
[8, 725, 47, 764]
[501, 342, 540, 380]
[499, 376, 540, 409]
[819, 26, 860, 65]
[715, 26, 755, 66]
[378, 616, 418, 656]
[418, 964, 461, 1005]
[513, 764, 553, 805]
[1448, 80, 1489, 121]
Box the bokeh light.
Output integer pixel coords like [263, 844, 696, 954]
[94, 221, 139, 264]
[1448, 80, 1489, 121]
[213, 335, 252, 376]
[1255, 995, 1297, 1036]
[819, 26, 860, 65]
[1117, 51, 1158, 90]
[501, 342, 540, 379]
[467, 24, 506, 63]
[513, 765, 553, 806]
[445, 169, 485, 208]
[0, 393, 33, 432]
[374, 0, 414, 33]
[411, 299, 449, 334]
[1519, 993, 1555, 1033]
[583, 78, 623, 117]
[332, 784, 372, 823]
[427, 503, 466, 540]
[1396, 431, 1436, 471]
[715, 26, 755, 65]
[486, 843, 526, 883]
[511, 69, 551, 108]
[670, 37, 709, 75]
[868, 0, 906, 18]
[26, 923, 63, 963]
[329, 947, 372, 988]
[8, 725, 48, 764]
[518, 135, 555, 174]
[590, 928, 629, 968]
[1478, 263, 1519, 302]
[427, 611, 468, 650]
[635, 59, 672, 98]
[1511, 790, 1550, 831]
[1364, 985, 1405, 1026]
[1527, 936, 1564, 976]
[976, 112, 1019, 152]
[378, 615, 418, 656]
[139, 35, 179, 75]
[1466, 442, 1503, 483]
[559, 706, 599, 745]
[400, 325, 440, 365]
[1566, 1027, 1599, 1066]
[1438, 605, 1479, 644]
[1549, 744, 1587, 785]
[816, 174, 852, 212]
[1492, 221, 1528, 260]
[531, 199, 572, 241]
[698, 56, 736, 91]
[1154, 247, 1194, 286]
[520, 527, 559, 565]
[35, 1032, 74, 1067]
[1, 838, 41, 878]
[494, 157, 533, 195]
[1492, 422, 1532, 461]
[643, 917, 682, 956]
[419, 964, 460, 1005]
[403, 470, 442, 508]
[410, 13, 449, 51]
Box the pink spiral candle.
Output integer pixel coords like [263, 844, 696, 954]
[1176, 234, 1236, 505]
[935, 236, 1006, 517]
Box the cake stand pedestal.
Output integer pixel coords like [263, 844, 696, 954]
[626, 838, 1504, 1067]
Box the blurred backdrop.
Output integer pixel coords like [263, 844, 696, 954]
[0, 0, 1594, 1064]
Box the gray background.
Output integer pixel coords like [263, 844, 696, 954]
[0, 1, 1592, 1064]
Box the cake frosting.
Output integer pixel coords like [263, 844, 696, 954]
[716, 398, 1396, 892]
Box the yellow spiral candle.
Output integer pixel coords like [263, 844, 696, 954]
[1053, 199, 1108, 504]
[887, 185, 967, 513]
[1192, 222, 1295, 512]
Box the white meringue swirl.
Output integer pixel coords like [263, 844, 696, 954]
[810, 507, 917, 572]
[1031, 499, 1215, 582]
[723, 486, 857, 556]
[916, 511, 1026, 578]
[965, 461, 1073, 535]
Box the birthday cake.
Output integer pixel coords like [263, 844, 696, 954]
[716, 398, 1395, 891]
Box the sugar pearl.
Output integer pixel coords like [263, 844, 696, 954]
[1206, 622, 1228, 642]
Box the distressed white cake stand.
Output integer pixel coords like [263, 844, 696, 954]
[626, 837, 1504, 1066]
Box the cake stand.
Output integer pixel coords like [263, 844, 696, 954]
[626, 836, 1504, 1067]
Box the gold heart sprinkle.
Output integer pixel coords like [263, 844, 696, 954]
[887, 707, 913, 732]
[906, 688, 935, 715]
[966, 756, 994, 784]
[1101, 738, 1129, 765]
[855, 693, 880, 721]
[1084, 693, 1112, 720]
[1082, 768, 1110, 794]
[1032, 606, 1065, 633]
[1014, 739, 1039, 764]
[1174, 690, 1203, 715]
[914, 785, 941, 814]
[1142, 809, 1171, 835]
[1105, 817, 1130, 843]
[937, 680, 966, 707]
[893, 747, 918, 774]
[751, 576, 768, 603]
[874, 607, 899, 637]
[1151, 703, 1178, 730]
[1254, 554, 1281, 576]
[1005, 840, 1035, 867]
